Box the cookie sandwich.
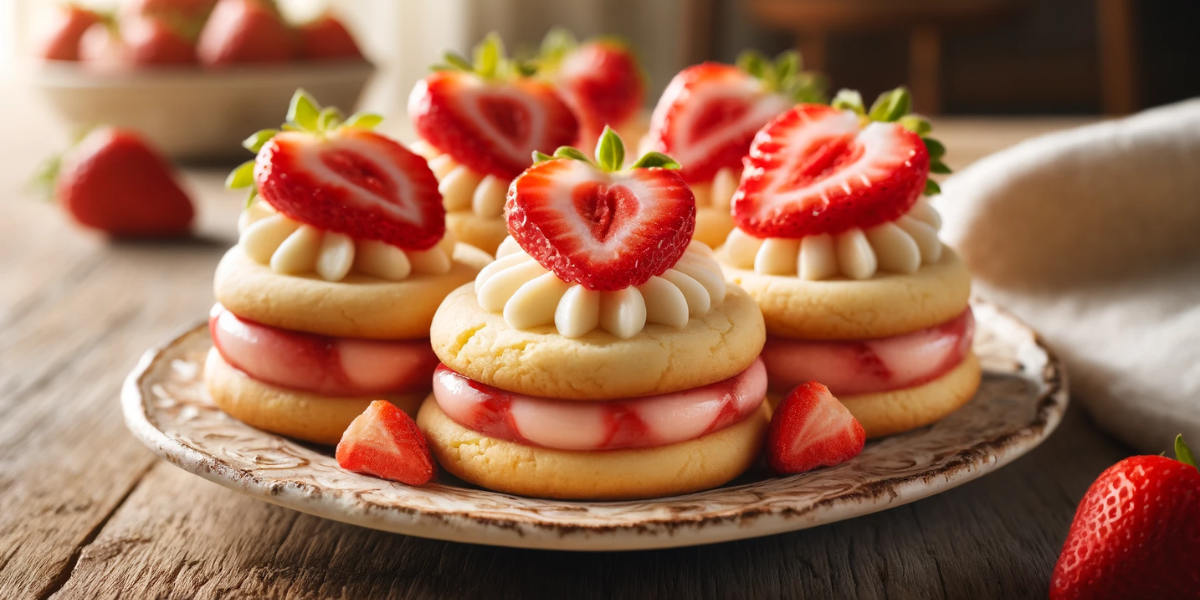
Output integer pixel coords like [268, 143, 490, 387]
[208, 91, 491, 444]
[718, 88, 979, 438]
[418, 129, 769, 499]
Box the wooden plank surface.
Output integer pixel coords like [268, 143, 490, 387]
[0, 86, 1118, 600]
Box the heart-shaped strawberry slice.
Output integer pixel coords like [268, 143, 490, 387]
[408, 37, 578, 182]
[506, 151, 696, 292]
[255, 127, 445, 250]
[733, 103, 930, 238]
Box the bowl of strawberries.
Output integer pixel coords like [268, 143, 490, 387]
[30, 0, 374, 162]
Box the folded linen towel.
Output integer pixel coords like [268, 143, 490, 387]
[937, 99, 1200, 454]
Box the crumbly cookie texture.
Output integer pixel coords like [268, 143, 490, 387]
[721, 247, 971, 341]
[446, 211, 510, 256]
[768, 352, 981, 438]
[418, 398, 770, 500]
[214, 243, 492, 340]
[204, 349, 426, 445]
[430, 284, 765, 400]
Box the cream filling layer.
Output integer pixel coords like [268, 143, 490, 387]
[690, 167, 739, 210]
[237, 201, 455, 282]
[721, 198, 944, 280]
[474, 236, 727, 339]
[409, 139, 508, 219]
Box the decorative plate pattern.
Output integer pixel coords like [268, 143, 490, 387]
[122, 299, 1067, 551]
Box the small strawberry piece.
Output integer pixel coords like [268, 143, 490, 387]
[196, 0, 293, 67]
[507, 153, 695, 291]
[646, 62, 792, 184]
[336, 400, 435, 485]
[255, 127, 446, 251]
[1049, 439, 1200, 600]
[767, 381, 865, 474]
[37, 4, 101, 61]
[298, 14, 362, 61]
[53, 127, 195, 237]
[121, 15, 196, 65]
[733, 104, 929, 238]
[552, 39, 645, 150]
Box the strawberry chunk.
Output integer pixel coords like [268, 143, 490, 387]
[336, 400, 435, 485]
[767, 381, 865, 474]
[506, 152, 696, 291]
[254, 127, 446, 251]
[733, 104, 929, 238]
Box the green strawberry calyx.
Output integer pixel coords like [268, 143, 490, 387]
[736, 49, 827, 105]
[533, 126, 679, 173]
[432, 32, 537, 80]
[832, 86, 950, 196]
[1176, 435, 1197, 471]
[226, 88, 384, 207]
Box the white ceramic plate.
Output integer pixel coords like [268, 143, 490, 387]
[123, 299, 1066, 551]
[28, 61, 374, 161]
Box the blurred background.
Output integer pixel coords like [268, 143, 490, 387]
[4, 0, 1198, 120]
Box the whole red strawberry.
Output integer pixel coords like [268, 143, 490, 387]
[337, 400, 435, 485]
[733, 88, 952, 239]
[506, 127, 694, 291]
[766, 381, 865, 474]
[539, 29, 645, 151]
[227, 90, 445, 251]
[45, 127, 194, 237]
[196, 0, 292, 66]
[1049, 435, 1200, 599]
[37, 4, 102, 61]
[120, 0, 215, 41]
[297, 13, 362, 61]
[121, 15, 196, 65]
[408, 33, 578, 182]
[645, 50, 825, 185]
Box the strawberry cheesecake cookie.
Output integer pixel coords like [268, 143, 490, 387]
[718, 88, 979, 438]
[409, 34, 579, 255]
[208, 91, 491, 445]
[643, 50, 825, 248]
[418, 130, 769, 499]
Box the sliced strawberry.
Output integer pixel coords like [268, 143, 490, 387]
[543, 34, 645, 151]
[733, 103, 929, 238]
[767, 381, 865, 474]
[37, 4, 102, 61]
[196, 0, 293, 67]
[336, 400, 435, 485]
[49, 127, 194, 237]
[506, 130, 695, 291]
[297, 14, 362, 61]
[408, 35, 578, 181]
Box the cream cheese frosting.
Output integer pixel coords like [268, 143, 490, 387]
[475, 236, 727, 339]
[690, 167, 739, 210]
[409, 139, 508, 219]
[237, 201, 455, 282]
[721, 198, 944, 280]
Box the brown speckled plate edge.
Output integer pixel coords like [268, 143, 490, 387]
[122, 298, 1067, 551]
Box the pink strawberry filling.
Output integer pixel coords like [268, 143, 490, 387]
[762, 309, 974, 396]
[432, 359, 768, 451]
[209, 304, 439, 396]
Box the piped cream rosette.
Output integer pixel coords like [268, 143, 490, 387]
[409, 140, 507, 220]
[474, 237, 726, 339]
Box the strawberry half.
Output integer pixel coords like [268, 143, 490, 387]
[336, 400, 435, 485]
[408, 33, 578, 182]
[539, 30, 645, 151]
[506, 128, 695, 291]
[1049, 436, 1200, 599]
[228, 90, 445, 251]
[645, 50, 825, 185]
[766, 381, 865, 474]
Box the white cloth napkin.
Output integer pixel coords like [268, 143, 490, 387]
[936, 100, 1200, 454]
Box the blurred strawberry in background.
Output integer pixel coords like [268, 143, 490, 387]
[37, 127, 195, 238]
[197, 0, 294, 66]
[37, 3, 102, 61]
[297, 13, 362, 61]
[539, 29, 645, 151]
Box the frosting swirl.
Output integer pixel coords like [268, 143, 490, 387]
[410, 139, 507, 219]
[238, 201, 455, 282]
[721, 198, 944, 280]
[476, 236, 727, 339]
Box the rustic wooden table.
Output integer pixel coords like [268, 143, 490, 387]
[0, 89, 1129, 599]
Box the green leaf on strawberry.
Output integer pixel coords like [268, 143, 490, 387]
[1176, 435, 1197, 470]
[533, 126, 680, 174]
[736, 49, 827, 104]
[434, 32, 536, 81]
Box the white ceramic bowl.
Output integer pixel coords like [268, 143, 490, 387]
[30, 60, 375, 162]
